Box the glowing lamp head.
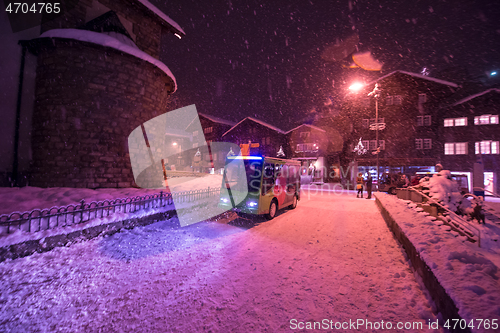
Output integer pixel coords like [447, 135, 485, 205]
[349, 82, 364, 92]
[172, 142, 178, 146]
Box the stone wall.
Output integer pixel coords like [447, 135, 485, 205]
[41, 0, 165, 59]
[29, 39, 175, 188]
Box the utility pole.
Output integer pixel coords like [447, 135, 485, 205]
[368, 83, 381, 190]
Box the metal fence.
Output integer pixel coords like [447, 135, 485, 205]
[0, 187, 221, 235]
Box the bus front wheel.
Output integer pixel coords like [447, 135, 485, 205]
[267, 200, 278, 220]
[289, 195, 298, 209]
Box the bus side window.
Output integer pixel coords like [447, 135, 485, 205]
[262, 163, 275, 194]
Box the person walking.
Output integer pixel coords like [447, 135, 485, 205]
[356, 172, 364, 198]
[366, 174, 373, 199]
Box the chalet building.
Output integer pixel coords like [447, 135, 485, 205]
[439, 88, 500, 194]
[286, 124, 329, 182]
[184, 113, 236, 172]
[221, 117, 287, 159]
[3, 0, 185, 188]
[343, 70, 459, 180]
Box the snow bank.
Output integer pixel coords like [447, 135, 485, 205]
[375, 193, 500, 330]
[38, 29, 177, 91]
[0, 174, 222, 217]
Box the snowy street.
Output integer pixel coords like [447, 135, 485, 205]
[0, 191, 440, 332]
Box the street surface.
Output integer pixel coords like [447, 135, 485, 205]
[0, 190, 440, 332]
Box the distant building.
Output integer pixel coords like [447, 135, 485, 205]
[222, 117, 287, 158]
[184, 113, 236, 172]
[286, 124, 329, 182]
[439, 88, 500, 194]
[343, 70, 459, 180]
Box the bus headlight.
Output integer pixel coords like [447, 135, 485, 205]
[247, 201, 258, 207]
[220, 197, 229, 203]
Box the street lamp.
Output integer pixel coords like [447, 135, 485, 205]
[348, 82, 364, 92]
[368, 83, 382, 191]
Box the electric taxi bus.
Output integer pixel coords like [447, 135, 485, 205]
[219, 155, 301, 219]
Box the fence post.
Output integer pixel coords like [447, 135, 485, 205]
[160, 190, 163, 207]
[80, 199, 85, 224]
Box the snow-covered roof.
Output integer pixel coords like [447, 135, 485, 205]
[286, 124, 326, 134]
[38, 29, 177, 92]
[199, 113, 236, 126]
[135, 0, 185, 36]
[452, 88, 500, 106]
[222, 117, 285, 137]
[367, 70, 459, 88]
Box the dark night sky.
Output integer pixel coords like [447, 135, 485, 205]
[155, 0, 500, 130]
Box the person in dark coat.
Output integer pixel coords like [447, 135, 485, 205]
[366, 174, 373, 199]
[356, 173, 364, 198]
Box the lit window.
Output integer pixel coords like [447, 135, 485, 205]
[475, 114, 499, 125]
[481, 141, 490, 154]
[379, 140, 385, 150]
[424, 115, 432, 126]
[454, 117, 467, 126]
[362, 140, 369, 150]
[444, 143, 454, 155]
[455, 142, 467, 154]
[266, 137, 271, 145]
[362, 119, 369, 128]
[203, 127, 213, 134]
[193, 130, 199, 136]
[446, 142, 467, 155]
[418, 93, 427, 103]
[369, 140, 377, 151]
[415, 139, 423, 150]
[423, 139, 432, 149]
[386, 96, 393, 105]
[444, 117, 467, 126]
[476, 141, 499, 154]
[393, 95, 402, 105]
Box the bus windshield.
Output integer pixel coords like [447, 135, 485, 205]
[224, 159, 263, 193]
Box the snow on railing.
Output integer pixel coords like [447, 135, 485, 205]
[0, 187, 221, 235]
[473, 187, 500, 198]
[407, 187, 481, 247]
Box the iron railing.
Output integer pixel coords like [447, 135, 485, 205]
[407, 187, 481, 247]
[0, 187, 221, 235]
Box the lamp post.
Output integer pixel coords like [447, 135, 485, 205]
[368, 83, 381, 190]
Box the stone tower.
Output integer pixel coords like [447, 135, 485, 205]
[27, 0, 184, 188]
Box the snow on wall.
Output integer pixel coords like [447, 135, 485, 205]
[135, 0, 185, 35]
[375, 192, 500, 330]
[38, 29, 177, 92]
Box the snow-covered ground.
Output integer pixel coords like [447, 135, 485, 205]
[375, 193, 500, 332]
[0, 191, 442, 332]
